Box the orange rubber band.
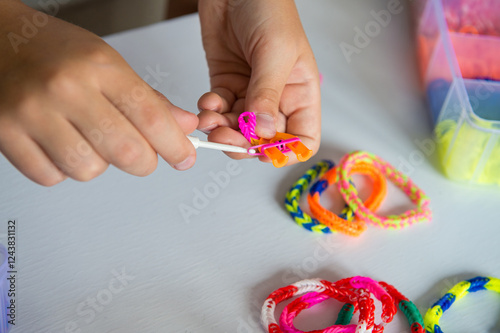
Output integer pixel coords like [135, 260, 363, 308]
[459, 25, 479, 35]
[307, 162, 387, 236]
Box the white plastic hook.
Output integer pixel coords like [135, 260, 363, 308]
[187, 136, 255, 154]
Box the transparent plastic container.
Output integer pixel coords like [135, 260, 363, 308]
[415, 0, 500, 185]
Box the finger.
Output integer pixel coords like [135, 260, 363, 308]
[207, 126, 254, 160]
[279, 77, 322, 155]
[28, 113, 109, 181]
[197, 110, 240, 134]
[197, 89, 235, 114]
[246, 42, 296, 138]
[0, 123, 66, 186]
[154, 90, 199, 135]
[103, 76, 197, 171]
[169, 105, 199, 135]
[207, 126, 286, 166]
[65, 94, 159, 177]
[155, 90, 199, 135]
[279, 77, 321, 157]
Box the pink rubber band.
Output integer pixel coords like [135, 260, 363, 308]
[337, 151, 432, 229]
[279, 291, 356, 333]
[238, 111, 259, 142]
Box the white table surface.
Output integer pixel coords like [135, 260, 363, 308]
[2, 1, 500, 332]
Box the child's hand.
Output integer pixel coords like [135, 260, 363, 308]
[197, 0, 321, 164]
[0, 1, 198, 186]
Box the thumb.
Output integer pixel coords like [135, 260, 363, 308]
[246, 46, 295, 139]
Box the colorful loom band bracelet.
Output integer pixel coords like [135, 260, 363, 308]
[331, 277, 396, 326]
[279, 279, 423, 333]
[284, 160, 338, 234]
[337, 151, 432, 229]
[279, 277, 396, 333]
[424, 276, 500, 333]
[378, 281, 424, 333]
[261, 279, 375, 333]
[279, 291, 375, 333]
[279, 292, 355, 333]
[307, 162, 387, 236]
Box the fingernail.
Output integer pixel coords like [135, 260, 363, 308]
[199, 124, 217, 134]
[256, 114, 276, 138]
[173, 155, 195, 171]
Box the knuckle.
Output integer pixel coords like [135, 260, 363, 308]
[45, 69, 81, 98]
[73, 158, 108, 182]
[111, 140, 158, 176]
[84, 45, 114, 65]
[253, 88, 280, 107]
[140, 107, 166, 134]
[112, 140, 145, 169]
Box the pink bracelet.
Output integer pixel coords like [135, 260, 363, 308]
[278, 278, 424, 333]
[279, 292, 356, 333]
[337, 151, 432, 229]
[262, 279, 374, 333]
[278, 277, 396, 333]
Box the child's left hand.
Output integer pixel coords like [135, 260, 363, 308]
[197, 0, 321, 165]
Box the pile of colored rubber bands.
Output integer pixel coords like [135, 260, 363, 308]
[261, 275, 500, 333]
[285, 151, 432, 236]
[262, 276, 423, 333]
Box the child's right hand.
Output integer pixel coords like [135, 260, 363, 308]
[0, 1, 198, 186]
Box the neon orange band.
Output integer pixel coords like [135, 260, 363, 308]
[307, 162, 387, 236]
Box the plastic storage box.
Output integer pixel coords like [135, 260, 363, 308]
[415, 0, 500, 185]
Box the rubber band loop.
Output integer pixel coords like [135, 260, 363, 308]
[307, 163, 387, 236]
[279, 292, 355, 333]
[262, 279, 375, 333]
[332, 277, 396, 326]
[279, 277, 396, 333]
[261, 279, 369, 333]
[378, 281, 424, 333]
[278, 291, 374, 333]
[238, 112, 313, 167]
[284, 160, 338, 234]
[337, 151, 432, 229]
[458, 25, 479, 35]
[237, 111, 298, 154]
[238, 111, 259, 142]
[278, 278, 423, 333]
[424, 276, 500, 333]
